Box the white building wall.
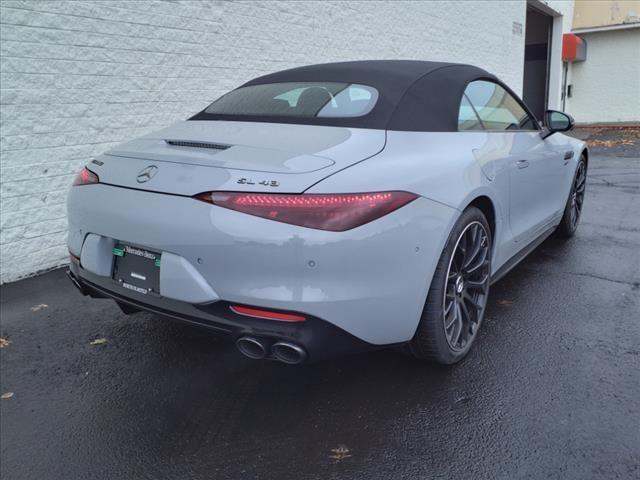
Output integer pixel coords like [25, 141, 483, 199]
[545, 0, 575, 110]
[565, 27, 640, 123]
[0, 0, 533, 283]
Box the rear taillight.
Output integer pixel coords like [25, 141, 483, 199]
[72, 167, 99, 186]
[194, 191, 418, 231]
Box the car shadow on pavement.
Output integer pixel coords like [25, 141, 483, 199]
[78, 234, 564, 468]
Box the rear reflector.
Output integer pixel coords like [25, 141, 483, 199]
[195, 191, 418, 231]
[230, 305, 306, 322]
[72, 167, 99, 186]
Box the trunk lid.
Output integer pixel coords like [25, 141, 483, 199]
[93, 121, 385, 195]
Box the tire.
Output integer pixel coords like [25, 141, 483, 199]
[408, 207, 492, 364]
[556, 156, 587, 238]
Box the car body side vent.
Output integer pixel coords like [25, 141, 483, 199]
[165, 140, 231, 150]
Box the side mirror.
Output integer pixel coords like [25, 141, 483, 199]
[541, 110, 575, 139]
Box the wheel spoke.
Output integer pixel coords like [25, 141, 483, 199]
[459, 297, 473, 326]
[452, 251, 463, 274]
[466, 274, 489, 290]
[444, 300, 457, 329]
[451, 302, 463, 345]
[458, 234, 467, 258]
[463, 291, 484, 311]
[445, 279, 457, 299]
[444, 298, 454, 316]
[463, 226, 483, 270]
[466, 253, 488, 274]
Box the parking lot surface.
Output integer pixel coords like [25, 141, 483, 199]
[1, 152, 639, 480]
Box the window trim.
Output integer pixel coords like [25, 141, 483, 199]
[458, 78, 541, 132]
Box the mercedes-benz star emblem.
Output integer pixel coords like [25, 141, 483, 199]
[136, 165, 158, 183]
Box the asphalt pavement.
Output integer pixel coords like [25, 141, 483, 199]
[1, 153, 639, 480]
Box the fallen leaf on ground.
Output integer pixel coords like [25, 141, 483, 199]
[497, 300, 514, 306]
[329, 445, 352, 462]
[1, 392, 14, 400]
[90, 338, 108, 345]
[0, 338, 10, 348]
[588, 139, 633, 147]
[30, 304, 48, 312]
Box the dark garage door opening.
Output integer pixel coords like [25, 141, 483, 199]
[523, 6, 553, 121]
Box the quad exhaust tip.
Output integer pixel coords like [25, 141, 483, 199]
[236, 337, 267, 360]
[271, 342, 307, 364]
[235, 337, 307, 364]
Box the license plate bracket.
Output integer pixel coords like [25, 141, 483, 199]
[112, 244, 161, 295]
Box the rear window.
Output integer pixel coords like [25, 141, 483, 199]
[204, 82, 379, 118]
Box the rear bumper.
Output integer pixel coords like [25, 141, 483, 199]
[67, 262, 374, 361]
[67, 183, 457, 346]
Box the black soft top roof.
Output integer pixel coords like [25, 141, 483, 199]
[191, 60, 498, 131]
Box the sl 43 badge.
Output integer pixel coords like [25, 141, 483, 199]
[237, 178, 279, 187]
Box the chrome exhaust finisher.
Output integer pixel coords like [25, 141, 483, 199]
[271, 342, 308, 364]
[236, 337, 267, 360]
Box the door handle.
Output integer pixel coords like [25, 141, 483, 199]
[564, 151, 574, 160]
[516, 160, 529, 169]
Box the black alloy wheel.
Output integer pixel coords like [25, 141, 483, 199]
[557, 156, 587, 238]
[443, 221, 491, 351]
[408, 207, 492, 364]
[570, 160, 586, 230]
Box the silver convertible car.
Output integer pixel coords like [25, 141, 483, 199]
[67, 60, 587, 364]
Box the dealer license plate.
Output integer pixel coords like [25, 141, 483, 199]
[112, 244, 161, 295]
